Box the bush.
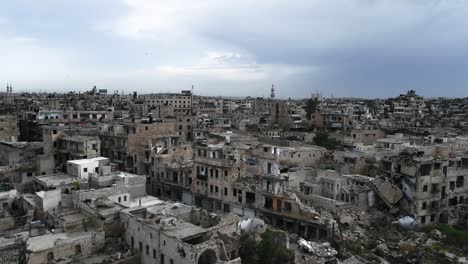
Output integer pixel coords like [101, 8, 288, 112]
[436, 224, 468, 247]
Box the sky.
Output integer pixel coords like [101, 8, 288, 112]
[1, 0, 468, 98]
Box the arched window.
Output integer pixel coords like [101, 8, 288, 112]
[198, 249, 217, 264]
[75, 244, 82, 255]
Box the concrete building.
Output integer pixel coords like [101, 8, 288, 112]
[67, 157, 110, 180]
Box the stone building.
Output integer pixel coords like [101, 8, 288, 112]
[0, 115, 17, 142]
[143, 90, 194, 141]
[398, 152, 468, 226]
[120, 201, 241, 264]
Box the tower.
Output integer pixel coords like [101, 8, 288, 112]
[270, 84, 275, 99]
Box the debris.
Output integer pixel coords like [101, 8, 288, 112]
[297, 238, 337, 258]
[369, 177, 403, 208]
[430, 229, 445, 240]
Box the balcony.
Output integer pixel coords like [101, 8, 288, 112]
[196, 174, 208, 181]
[194, 156, 234, 168]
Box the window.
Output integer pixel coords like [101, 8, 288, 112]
[83, 168, 88, 172]
[224, 187, 228, 196]
[124, 196, 127, 201]
[423, 185, 428, 192]
[422, 202, 427, 210]
[456, 176, 464, 188]
[284, 202, 292, 212]
[153, 249, 156, 259]
[421, 216, 426, 224]
[146, 245, 149, 255]
[53, 130, 57, 134]
[450, 181, 455, 191]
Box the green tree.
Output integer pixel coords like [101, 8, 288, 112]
[239, 231, 258, 264]
[240, 230, 294, 264]
[257, 230, 276, 264]
[304, 98, 320, 118]
[313, 130, 340, 150]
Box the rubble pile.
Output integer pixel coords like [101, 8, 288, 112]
[298, 238, 337, 258]
[335, 208, 468, 264]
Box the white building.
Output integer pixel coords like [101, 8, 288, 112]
[66, 157, 110, 180]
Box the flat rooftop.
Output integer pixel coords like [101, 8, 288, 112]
[27, 230, 97, 252]
[129, 196, 164, 208]
[34, 173, 83, 186]
[68, 157, 109, 165]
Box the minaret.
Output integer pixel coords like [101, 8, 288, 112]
[270, 84, 275, 99]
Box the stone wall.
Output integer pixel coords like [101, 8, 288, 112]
[28, 231, 105, 264]
[0, 242, 22, 264]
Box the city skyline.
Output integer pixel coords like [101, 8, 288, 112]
[2, 0, 468, 98]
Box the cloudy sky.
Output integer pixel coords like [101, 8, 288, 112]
[1, 0, 468, 98]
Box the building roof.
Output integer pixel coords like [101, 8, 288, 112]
[34, 173, 83, 187]
[67, 157, 109, 165]
[0, 141, 43, 151]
